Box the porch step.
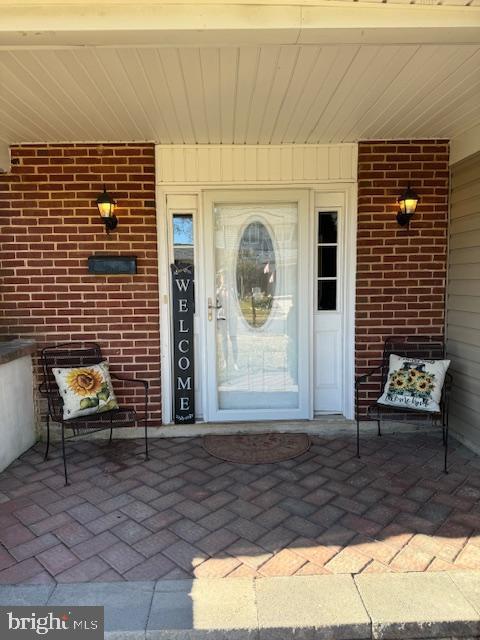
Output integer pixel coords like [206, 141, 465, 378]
[1, 572, 479, 639]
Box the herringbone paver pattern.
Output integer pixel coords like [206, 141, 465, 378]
[0, 432, 479, 583]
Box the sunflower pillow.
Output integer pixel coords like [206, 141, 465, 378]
[377, 354, 450, 413]
[52, 361, 119, 420]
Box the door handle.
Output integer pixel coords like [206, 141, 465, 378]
[208, 298, 222, 321]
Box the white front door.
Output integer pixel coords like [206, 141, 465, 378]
[203, 190, 311, 422]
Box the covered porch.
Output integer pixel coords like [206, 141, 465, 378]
[1, 4, 480, 622]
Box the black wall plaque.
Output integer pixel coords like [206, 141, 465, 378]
[171, 264, 195, 424]
[88, 255, 137, 275]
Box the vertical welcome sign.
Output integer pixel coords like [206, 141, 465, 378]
[171, 264, 195, 424]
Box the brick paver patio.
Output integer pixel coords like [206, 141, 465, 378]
[0, 432, 479, 584]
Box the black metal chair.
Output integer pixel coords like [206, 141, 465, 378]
[40, 342, 149, 484]
[355, 336, 452, 473]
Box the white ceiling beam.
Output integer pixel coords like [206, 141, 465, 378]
[0, 143, 11, 173]
[0, 2, 479, 47]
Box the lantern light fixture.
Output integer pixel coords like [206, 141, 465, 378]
[396, 183, 419, 228]
[96, 185, 118, 234]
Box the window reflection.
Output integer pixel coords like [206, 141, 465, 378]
[318, 246, 337, 278]
[317, 211, 338, 311]
[173, 214, 193, 245]
[236, 222, 276, 328]
[318, 281, 336, 310]
[318, 212, 338, 243]
[173, 214, 194, 266]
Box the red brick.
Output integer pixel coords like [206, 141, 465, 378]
[258, 549, 306, 577]
[0, 558, 46, 584]
[0, 143, 161, 426]
[355, 141, 448, 415]
[36, 544, 78, 575]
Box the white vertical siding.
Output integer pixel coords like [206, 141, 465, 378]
[155, 144, 357, 185]
[447, 151, 480, 449]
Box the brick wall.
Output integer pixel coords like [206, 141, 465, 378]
[356, 140, 449, 417]
[1, 140, 450, 426]
[0, 143, 162, 426]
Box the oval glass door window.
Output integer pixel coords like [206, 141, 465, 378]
[236, 221, 276, 328]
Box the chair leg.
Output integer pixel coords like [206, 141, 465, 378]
[144, 393, 149, 462]
[444, 413, 449, 475]
[61, 423, 69, 486]
[355, 386, 360, 458]
[356, 416, 360, 458]
[109, 427, 113, 444]
[44, 414, 50, 461]
[377, 420, 382, 437]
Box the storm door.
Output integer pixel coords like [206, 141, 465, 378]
[203, 190, 310, 422]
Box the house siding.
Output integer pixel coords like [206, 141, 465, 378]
[356, 140, 449, 416]
[0, 143, 162, 426]
[447, 151, 480, 449]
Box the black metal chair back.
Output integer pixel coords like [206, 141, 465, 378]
[41, 342, 103, 422]
[381, 336, 445, 389]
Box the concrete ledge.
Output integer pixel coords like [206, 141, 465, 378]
[0, 345, 37, 473]
[355, 572, 480, 640]
[48, 581, 155, 635]
[1, 573, 479, 639]
[148, 578, 257, 639]
[42, 417, 437, 442]
[0, 339, 36, 365]
[256, 575, 370, 640]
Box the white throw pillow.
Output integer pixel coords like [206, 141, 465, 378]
[52, 361, 119, 420]
[377, 354, 450, 413]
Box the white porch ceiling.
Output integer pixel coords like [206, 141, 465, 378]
[1, 43, 479, 145]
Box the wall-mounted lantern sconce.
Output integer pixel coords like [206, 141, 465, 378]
[396, 183, 419, 228]
[96, 185, 118, 234]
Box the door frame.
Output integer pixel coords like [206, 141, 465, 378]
[156, 181, 357, 424]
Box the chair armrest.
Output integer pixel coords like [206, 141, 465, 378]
[110, 373, 149, 389]
[355, 365, 382, 388]
[111, 374, 149, 425]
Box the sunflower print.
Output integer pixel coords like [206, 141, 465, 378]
[391, 375, 407, 390]
[415, 377, 429, 393]
[386, 363, 436, 405]
[388, 370, 405, 387]
[379, 354, 451, 413]
[66, 367, 104, 397]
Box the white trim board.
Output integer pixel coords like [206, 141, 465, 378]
[0, 143, 10, 173]
[2, 3, 480, 48]
[450, 122, 480, 165]
[156, 144, 357, 185]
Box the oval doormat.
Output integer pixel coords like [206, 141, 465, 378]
[203, 433, 311, 464]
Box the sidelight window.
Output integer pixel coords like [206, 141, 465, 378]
[172, 214, 194, 266]
[317, 211, 338, 311]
